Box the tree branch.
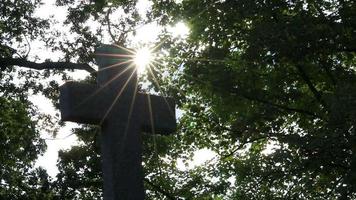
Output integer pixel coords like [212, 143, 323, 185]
[0, 57, 96, 73]
[106, 7, 119, 44]
[340, 47, 356, 53]
[232, 88, 320, 118]
[222, 135, 271, 159]
[295, 64, 327, 108]
[182, 70, 319, 118]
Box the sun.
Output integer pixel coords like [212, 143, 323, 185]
[134, 47, 153, 73]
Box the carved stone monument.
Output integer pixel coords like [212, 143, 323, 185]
[59, 45, 176, 200]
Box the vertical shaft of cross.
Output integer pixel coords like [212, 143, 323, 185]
[60, 44, 176, 200]
[96, 46, 144, 200]
[101, 111, 144, 200]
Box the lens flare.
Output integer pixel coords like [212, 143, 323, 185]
[134, 47, 152, 73]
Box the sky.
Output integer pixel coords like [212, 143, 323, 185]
[31, 0, 213, 178]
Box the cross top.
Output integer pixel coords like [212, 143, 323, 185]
[95, 45, 137, 91]
[59, 44, 176, 199]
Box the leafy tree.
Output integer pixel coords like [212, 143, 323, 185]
[1, 0, 356, 199]
[0, 97, 53, 199]
[0, 0, 94, 198]
[148, 0, 356, 199]
[54, 126, 102, 200]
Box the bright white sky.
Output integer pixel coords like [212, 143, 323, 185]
[31, 0, 213, 178]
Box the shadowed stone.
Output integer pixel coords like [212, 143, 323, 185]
[59, 44, 176, 200]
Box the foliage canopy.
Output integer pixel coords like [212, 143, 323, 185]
[0, 0, 355, 199]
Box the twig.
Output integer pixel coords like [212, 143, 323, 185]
[222, 136, 270, 159]
[42, 133, 75, 140]
[23, 34, 31, 58]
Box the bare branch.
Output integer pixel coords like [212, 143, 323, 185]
[0, 57, 96, 73]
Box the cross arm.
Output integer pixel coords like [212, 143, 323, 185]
[139, 93, 176, 135]
[59, 81, 108, 124]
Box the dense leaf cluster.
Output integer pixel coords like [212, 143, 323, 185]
[150, 0, 356, 199]
[0, 97, 49, 199]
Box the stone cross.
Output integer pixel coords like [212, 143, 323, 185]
[59, 45, 176, 200]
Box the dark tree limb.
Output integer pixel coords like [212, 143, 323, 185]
[222, 135, 270, 159]
[0, 57, 96, 73]
[231, 88, 320, 118]
[182, 71, 319, 118]
[105, 7, 119, 44]
[144, 178, 176, 200]
[341, 47, 356, 53]
[295, 64, 327, 108]
[320, 61, 337, 85]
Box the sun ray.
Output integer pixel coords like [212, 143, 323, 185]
[111, 44, 136, 54]
[100, 66, 137, 125]
[150, 37, 170, 52]
[120, 76, 139, 154]
[124, 78, 138, 132]
[155, 55, 230, 65]
[146, 94, 164, 176]
[96, 59, 134, 73]
[146, 63, 175, 117]
[145, 59, 202, 120]
[95, 53, 135, 58]
[147, 94, 155, 135]
[73, 64, 135, 111]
